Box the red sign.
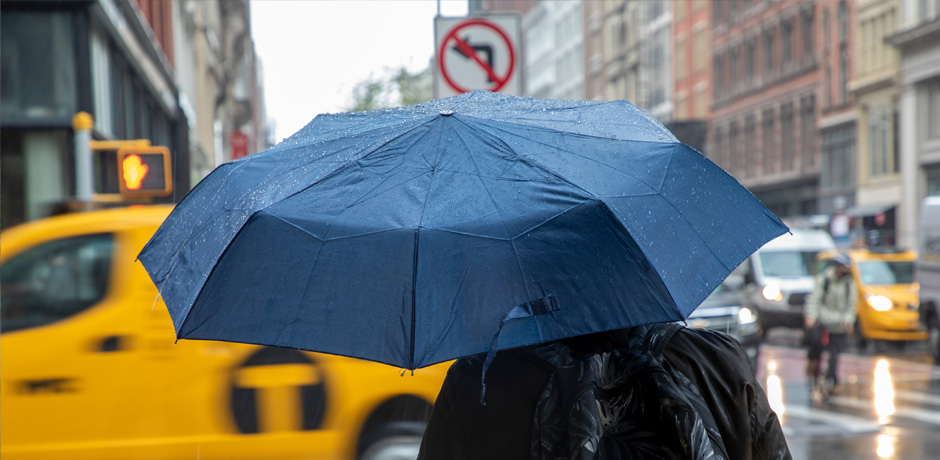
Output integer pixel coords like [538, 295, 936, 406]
[437, 18, 518, 95]
[231, 131, 249, 160]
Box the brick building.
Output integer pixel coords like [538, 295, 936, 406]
[707, 0, 850, 221]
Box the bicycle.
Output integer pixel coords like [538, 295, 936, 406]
[808, 326, 837, 405]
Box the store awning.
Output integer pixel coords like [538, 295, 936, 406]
[846, 204, 895, 218]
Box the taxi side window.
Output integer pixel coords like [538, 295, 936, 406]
[1, 233, 114, 333]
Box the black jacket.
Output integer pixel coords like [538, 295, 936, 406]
[417, 325, 791, 460]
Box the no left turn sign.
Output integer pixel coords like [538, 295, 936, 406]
[434, 15, 522, 98]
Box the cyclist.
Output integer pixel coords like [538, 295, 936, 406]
[805, 252, 857, 390]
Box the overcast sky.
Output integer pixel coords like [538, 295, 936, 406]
[251, 0, 469, 142]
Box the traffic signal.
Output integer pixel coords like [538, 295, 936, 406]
[116, 146, 172, 197]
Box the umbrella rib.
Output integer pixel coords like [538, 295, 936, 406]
[275, 113, 438, 151]
[453, 118, 596, 199]
[653, 145, 735, 274]
[597, 202, 685, 320]
[460, 111, 676, 144]
[451, 126, 534, 303]
[255, 119, 437, 216]
[411, 116, 449, 369]
[471, 120, 663, 193]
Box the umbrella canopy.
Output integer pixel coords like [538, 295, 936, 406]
[139, 91, 787, 370]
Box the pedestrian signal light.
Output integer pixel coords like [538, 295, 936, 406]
[117, 146, 172, 197]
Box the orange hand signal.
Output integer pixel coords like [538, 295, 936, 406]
[122, 154, 149, 190]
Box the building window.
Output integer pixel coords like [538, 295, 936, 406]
[840, 46, 849, 104]
[713, 1, 724, 26]
[821, 124, 856, 191]
[860, 21, 869, 75]
[0, 11, 77, 122]
[927, 78, 940, 141]
[763, 30, 774, 75]
[745, 115, 757, 178]
[676, 38, 687, 81]
[648, 1, 664, 20]
[694, 28, 706, 72]
[729, 121, 740, 176]
[838, 0, 848, 44]
[694, 87, 707, 118]
[729, 46, 739, 84]
[802, 8, 815, 57]
[801, 96, 816, 169]
[710, 126, 724, 166]
[781, 103, 795, 171]
[713, 55, 723, 99]
[762, 108, 776, 175]
[869, 103, 898, 176]
[782, 19, 793, 63]
[746, 40, 756, 79]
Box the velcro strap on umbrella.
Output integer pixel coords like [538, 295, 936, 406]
[480, 295, 560, 405]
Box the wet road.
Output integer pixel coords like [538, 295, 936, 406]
[756, 330, 940, 460]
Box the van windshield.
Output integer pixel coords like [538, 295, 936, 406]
[758, 251, 819, 278]
[857, 261, 914, 285]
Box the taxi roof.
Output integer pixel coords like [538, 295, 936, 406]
[818, 247, 917, 262]
[1, 205, 173, 251]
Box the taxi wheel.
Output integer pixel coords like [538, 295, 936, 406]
[853, 322, 868, 352]
[358, 421, 426, 460]
[928, 319, 940, 365]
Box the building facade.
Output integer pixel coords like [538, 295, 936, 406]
[1, 0, 189, 228]
[707, 0, 835, 221]
[601, 0, 642, 106]
[890, 0, 940, 248]
[669, 0, 710, 152]
[672, 0, 711, 122]
[523, 1, 584, 99]
[849, 0, 902, 246]
[0, 0, 268, 229]
[639, 0, 672, 121]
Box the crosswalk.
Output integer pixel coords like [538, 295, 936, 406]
[759, 345, 940, 436]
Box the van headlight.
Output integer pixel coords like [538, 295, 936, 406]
[762, 285, 783, 301]
[866, 294, 892, 311]
[738, 307, 757, 324]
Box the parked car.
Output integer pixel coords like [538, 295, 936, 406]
[687, 278, 761, 366]
[815, 248, 926, 349]
[737, 229, 836, 334]
[0, 206, 449, 460]
[916, 196, 940, 362]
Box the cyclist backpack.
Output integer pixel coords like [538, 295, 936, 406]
[528, 323, 729, 460]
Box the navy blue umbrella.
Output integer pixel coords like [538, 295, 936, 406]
[139, 91, 787, 370]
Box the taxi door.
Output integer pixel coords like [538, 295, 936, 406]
[0, 225, 160, 459]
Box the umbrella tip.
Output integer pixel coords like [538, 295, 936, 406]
[440, 110, 454, 116]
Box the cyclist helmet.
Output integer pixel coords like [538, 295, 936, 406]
[831, 253, 851, 267]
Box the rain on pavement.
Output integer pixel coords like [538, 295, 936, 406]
[757, 329, 940, 460]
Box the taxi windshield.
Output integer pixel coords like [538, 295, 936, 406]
[758, 251, 818, 278]
[857, 260, 914, 285]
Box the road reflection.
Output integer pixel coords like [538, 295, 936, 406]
[874, 359, 895, 423]
[765, 359, 786, 421]
[876, 428, 898, 459]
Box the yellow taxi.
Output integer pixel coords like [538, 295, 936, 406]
[0, 205, 449, 460]
[815, 248, 927, 345]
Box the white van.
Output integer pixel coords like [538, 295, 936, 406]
[916, 196, 940, 362]
[738, 229, 836, 334]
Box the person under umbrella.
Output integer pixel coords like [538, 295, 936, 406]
[137, 92, 792, 459]
[417, 321, 791, 460]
